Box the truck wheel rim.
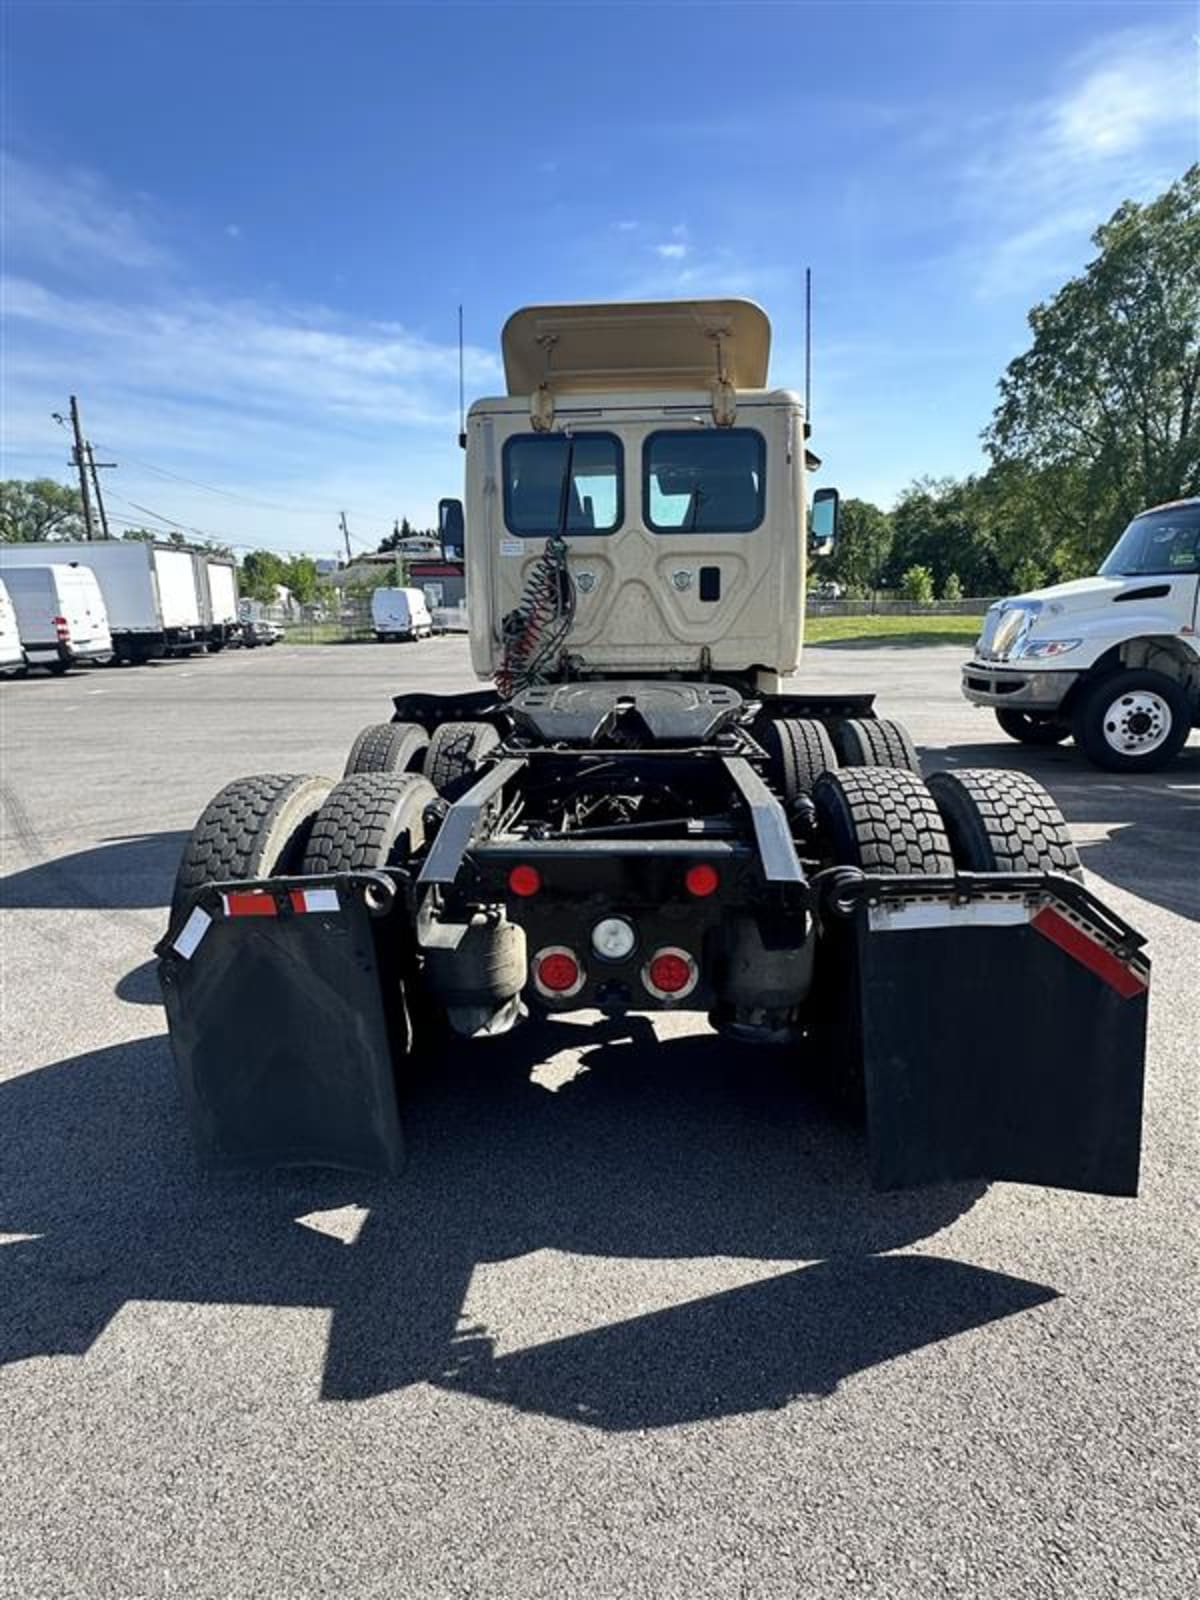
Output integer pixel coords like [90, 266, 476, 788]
[1102, 690, 1171, 756]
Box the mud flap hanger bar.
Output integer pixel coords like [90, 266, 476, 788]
[816, 865, 1148, 965]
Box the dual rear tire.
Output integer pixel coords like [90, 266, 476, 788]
[814, 764, 1080, 878]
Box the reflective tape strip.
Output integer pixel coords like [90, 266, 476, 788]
[1032, 906, 1147, 999]
[172, 906, 212, 959]
[223, 891, 277, 918]
[868, 900, 1031, 933]
[289, 887, 340, 915]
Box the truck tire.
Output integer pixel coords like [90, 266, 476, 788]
[831, 716, 920, 773]
[1071, 670, 1191, 773]
[813, 767, 952, 875]
[425, 720, 500, 795]
[302, 772, 437, 872]
[171, 773, 333, 922]
[927, 769, 1082, 879]
[343, 720, 428, 778]
[994, 708, 1071, 746]
[759, 717, 837, 802]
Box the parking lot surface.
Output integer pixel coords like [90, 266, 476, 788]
[2, 640, 1197, 1600]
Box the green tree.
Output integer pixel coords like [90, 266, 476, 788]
[986, 165, 1200, 570]
[887, 477, 1002, 596]
[282, 556, 319, 605]
[827, 497, 892, 594]
[0, 478, 87, 542]
[941, 571, 963, 601]
[1012, 557, 1047, 594]
[900, 564, 935, 604]
[241, 550, 286, 603]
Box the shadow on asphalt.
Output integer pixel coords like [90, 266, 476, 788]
[0, 1023, 1055, 1429]
[919, 739, 1200, 922]
[0, 832, 189, 912]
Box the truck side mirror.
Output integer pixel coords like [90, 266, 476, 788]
[810, 487, 839, 556]
[438, 497, 465, 556]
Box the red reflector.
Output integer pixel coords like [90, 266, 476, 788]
[648, 951, 694, 995]
[536, 950, 580, 993]
[1032, 906, 1147, 999]
[224, 891, 277, 918]
[685, 863, 719, 897]
[508, 863, 542, 897]
[52, 616, 68, 625]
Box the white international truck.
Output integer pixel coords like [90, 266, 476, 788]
[963, 497, 1200, 771]
[158, 299, 1149, 1200]
[0, 539, 204, 663]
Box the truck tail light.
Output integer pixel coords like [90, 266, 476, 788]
[643, 947, 699, 1000]
[532, 946, 585, 999]
[508, 864, 542, 897]
[54, 615, 71, 640]
[685, 863, 719, 897]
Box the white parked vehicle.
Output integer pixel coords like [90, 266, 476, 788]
[0, 540, 204, 662]
[372, 586, 433, 642]
[963, 497, 1200, 771]
[191, 553, 241, 650]
[0, 579, 26, 674]
[1, 563, 113, 673]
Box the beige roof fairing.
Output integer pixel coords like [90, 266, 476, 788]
[501, 299, 772, 396]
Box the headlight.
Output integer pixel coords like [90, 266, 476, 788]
[988, 602, 1043, 660]
[1019, 638, 1083, 659]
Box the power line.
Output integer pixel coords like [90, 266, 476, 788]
[91, 441, 399, 525]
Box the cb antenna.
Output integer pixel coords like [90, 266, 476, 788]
[457, 304, 467, 450]
[804, 267, 813, 439]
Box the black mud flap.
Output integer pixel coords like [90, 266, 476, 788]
[156, 874, 407, 1174]
[843, 876, 1149, 1196]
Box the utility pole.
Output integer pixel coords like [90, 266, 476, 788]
[68, 396, 96, 540]
[85, 441, 116, 539]
[339, 511, 352, 565]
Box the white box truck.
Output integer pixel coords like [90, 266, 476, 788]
[0, 541, 205, 662]
[0, 578, 27, 674]
[191, 552, 241, 649]
[2, 563, 113, 672]
[371, 586, 433, 641]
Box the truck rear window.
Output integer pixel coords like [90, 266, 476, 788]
[502, 433, 623, 536]
[643, 429, 765, 533]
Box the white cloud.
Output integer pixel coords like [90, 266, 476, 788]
[615, 219, 638, 231]
[0, 154, 504, 551]
[1, 151, 169, 273]
[961, 23, 1197, 297]
[654, 242, 689, 260]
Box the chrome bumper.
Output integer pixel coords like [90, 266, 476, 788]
[961, 662, 1079, 711]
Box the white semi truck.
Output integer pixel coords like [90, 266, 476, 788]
[963, 497, 1200, 771]
[159, 299, 1149, 1199]
[0, 540, 205, 662]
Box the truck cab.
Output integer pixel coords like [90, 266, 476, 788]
[462, 300, 826, 694]
[963, 498, 1200, 770]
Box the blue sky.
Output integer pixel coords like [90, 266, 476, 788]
[2, 1, 1196, 559]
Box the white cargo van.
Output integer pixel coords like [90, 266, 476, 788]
[0, 579, 26, 674]
[0, 540, 204, 662]
[2, 563, 113, 672]
[371, 586, 433, 642]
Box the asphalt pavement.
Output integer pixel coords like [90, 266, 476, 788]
[1, 639, 1196, 1600]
